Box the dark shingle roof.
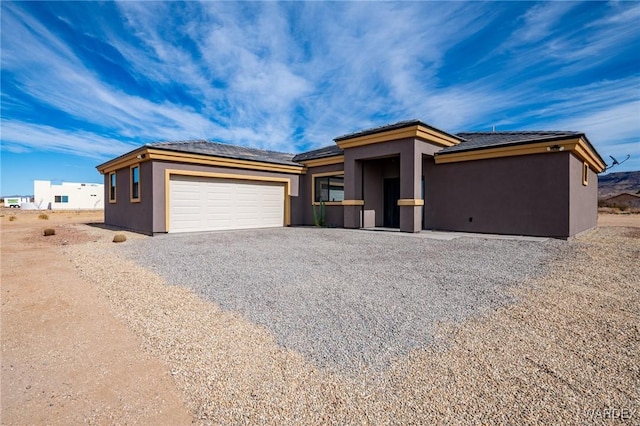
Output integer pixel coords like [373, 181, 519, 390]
[148, 140, 301, 166]
[439, 131, 583, 154]
[292, 145, 344, 162]
[334, 119, 462, 142]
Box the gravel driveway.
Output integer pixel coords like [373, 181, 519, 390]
[119, 227, 563, 372]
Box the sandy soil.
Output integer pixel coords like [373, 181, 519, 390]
[0, 209, 192, 425]
[597, 212, 640, 228]
[1, 209, 638, 424]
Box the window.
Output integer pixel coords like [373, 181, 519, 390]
[130, 165, 140, 202]
[109, 172, 116, 203]
[314, 173, 344, 203]
[582, 162, 589, 186]
[54, 195, 69, 203]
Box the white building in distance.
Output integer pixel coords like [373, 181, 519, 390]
[34, 180, 104, 210]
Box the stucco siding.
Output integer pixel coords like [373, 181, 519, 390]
[104, 162, 155, 235]
[343, 138, 439, 231]
[569, 154, 598, 236]
[425, 153, 571, 237]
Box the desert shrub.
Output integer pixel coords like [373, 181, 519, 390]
[38, 213, 49, 220]
[113, 234, 127, 243]
[43, 228, 56, 236]
[9, 216, 17, 222]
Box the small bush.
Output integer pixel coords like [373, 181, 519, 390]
[43, 228, 55, 236]
[38, 213, 49, 220]
[113, 234, 127, 243]
[9, 216, 17, 222]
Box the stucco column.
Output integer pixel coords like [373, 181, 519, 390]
[399, 142, 423, 233]
[343, 154, 363, 228]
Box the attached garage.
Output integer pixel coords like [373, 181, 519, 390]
[169, 175, 286, 233]
[96, 140, 303, 235]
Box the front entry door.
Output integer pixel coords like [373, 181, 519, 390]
[383, 177, 400, 228]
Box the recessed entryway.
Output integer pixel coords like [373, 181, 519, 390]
[383, 177, 400, 228]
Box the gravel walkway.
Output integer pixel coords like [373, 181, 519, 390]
[64, 224, 639, 424]
[118, 227, 564, 372]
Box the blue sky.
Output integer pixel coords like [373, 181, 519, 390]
[1, 1, 639, 196]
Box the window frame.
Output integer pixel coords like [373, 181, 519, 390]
[108, 171, 117, 203]
[312, 171, 345, 205]
[130, 164, 141, 202]
[54, 195, 69, 203]
[582, 162, 589, 186]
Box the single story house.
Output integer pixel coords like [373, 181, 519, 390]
[96, 120, 605, 238]
[601, 193, 640, 209]
[34, 180, 104, 210]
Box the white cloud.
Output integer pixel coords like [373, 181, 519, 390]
[510, 2, 578, 45]
[1, 0, 638, 169]
[540, 100, 640, 153]
[1, 121, 135, 159]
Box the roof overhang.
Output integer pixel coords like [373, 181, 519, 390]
[96, 147, 306, 175]
[297, 155, 345, 168]
[434, 136, 606, 172]
[335, 123, 462, 150]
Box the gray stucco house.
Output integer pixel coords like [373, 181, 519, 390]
[96, 120, 605, 238]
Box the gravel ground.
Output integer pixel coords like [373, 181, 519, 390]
[64, 224, 640, 424]
[117, 228, 564, 372]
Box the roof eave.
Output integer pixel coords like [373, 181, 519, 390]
[435, 134, 606, 172]
[437, 133, 585, 156]
[335, 121, 463, 149]
[148, 144, 300, 167]
[96, 146, 149, 174]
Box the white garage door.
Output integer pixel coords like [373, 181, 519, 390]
[169, 175, 285, 233]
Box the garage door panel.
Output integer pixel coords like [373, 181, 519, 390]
[169, 176, 285, 233]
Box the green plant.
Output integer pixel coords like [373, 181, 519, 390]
[312, 201, 326, 227]
[9, 216, 17, 222]
[38, 213, 49, 220]
[113, 234, 127, 243]
[43, 228, 55, 236]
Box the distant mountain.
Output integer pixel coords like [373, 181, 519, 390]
[598, 171, 640, 200]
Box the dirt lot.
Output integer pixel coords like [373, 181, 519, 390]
[1, 210, 191, 425]
[598, 212, 640, 227]
[1, 210, 638, 424]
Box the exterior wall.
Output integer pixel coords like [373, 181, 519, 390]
[151, 161, 301, 234]
[569, 154, 598, 236]
[104, 162, 154, 234]
[343, 138, 440, 231]
[34, 180, 103, 210]
[425, 153, 572, 237]
[299, 163, 344, 227]
[104, 161, 301, 234]
[101, 139, 600, 238]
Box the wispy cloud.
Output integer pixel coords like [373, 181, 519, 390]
[509, 2, 578, 45]
[1, 1, 638, 172]
[0, 121, 133, 159]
